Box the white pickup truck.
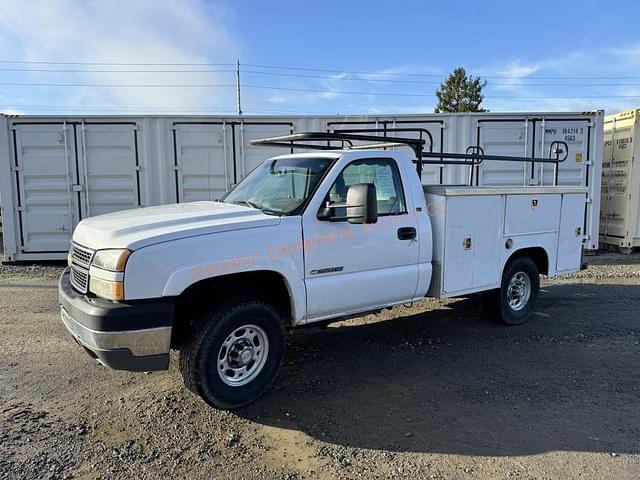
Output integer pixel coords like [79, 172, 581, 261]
[59, 131, 586, 409]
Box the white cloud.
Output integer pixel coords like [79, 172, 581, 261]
[2, 3, 639, 117]
[353, 65, 442, 82]
[262, 66, 441, 112]
[259, 48, 640, 115]
[262, 73, 350, 108]
[496, 63, 541, 79]
[478, 44, 640, 114]
[0, 0, 240, 113]
[487, 61, 542, 93]
[276, 46, 640, 115]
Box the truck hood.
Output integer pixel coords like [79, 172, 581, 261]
[72, 202, 281, 250]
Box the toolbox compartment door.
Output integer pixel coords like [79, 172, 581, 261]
[556, 193, 586, 272]
[504, 194, 561, 236]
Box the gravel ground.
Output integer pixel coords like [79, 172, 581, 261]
[1, 253, 639, 479]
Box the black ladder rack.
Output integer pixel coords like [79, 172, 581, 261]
[250, 131, 569, 184]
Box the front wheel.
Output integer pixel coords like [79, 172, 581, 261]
[179, 299, 286, 409]
[483, 256, 540, 326]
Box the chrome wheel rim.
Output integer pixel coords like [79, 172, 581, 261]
[217, 324, 269, 387]
[507, 271, 531, 311]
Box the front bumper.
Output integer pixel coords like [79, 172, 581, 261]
[58, 268, 173, 371]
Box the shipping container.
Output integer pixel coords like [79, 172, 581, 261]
[600, 109, 640, 251]
[0, 111, 603, 262]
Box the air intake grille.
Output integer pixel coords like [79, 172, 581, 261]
[70, 243, 94, 269]
[70, 266, 89, 294]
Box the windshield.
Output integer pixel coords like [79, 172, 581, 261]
[223, 157, 334, 215]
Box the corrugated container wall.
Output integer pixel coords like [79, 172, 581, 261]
[600, 109, 640, 250]
[0, 111, 603, 261]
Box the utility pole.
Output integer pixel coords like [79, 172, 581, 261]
[236, 59, 243, 116]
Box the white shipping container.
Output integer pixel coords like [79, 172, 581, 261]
[0, 111, 603, 261]
[600, 109, 640, 251]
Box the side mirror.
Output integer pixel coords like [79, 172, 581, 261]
[317, 183, 378, 224]
[346, 183, 378, 224]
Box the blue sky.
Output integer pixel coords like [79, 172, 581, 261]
[1, 0, 640, 115]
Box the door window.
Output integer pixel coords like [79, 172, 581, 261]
[326, 158, 406, 215]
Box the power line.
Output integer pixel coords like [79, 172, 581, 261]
[2, 81, 640, 99]
[0, 67, 236, 73]
[3, 66, 640, 87]
[0, 82, 237, 88]
[1, 104, 236, 111]
[239, 70, 640, 87]
[253, 84, 640, 98]
[245, 84, 640, 99]
[2, 59, 640, 80]
[0, 59, 234, 66]
[244, 62, 448, 77]
[0, 104, 319, 115]
[0, 81, 440, 97]
[242, 63, 640, 81]
[0, 81, 469, 96]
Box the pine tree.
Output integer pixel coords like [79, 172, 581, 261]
[435, 67, 487, 113]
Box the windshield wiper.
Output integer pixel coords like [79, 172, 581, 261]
[230, 200, 261, 209]
[229, 200, 282, 216]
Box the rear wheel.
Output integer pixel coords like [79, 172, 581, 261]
[179, 299, 286, 409]
[483, 256, 540, 326]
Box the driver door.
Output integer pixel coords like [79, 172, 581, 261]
[302, 157, 420, 321]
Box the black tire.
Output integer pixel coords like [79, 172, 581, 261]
[480, 288, 500, 318]
[179, 299, 286, 409]
[484, 256, 540, 326]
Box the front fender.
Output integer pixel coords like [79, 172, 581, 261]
[124, 218, 307, 322]
[163, 255, 305, 322]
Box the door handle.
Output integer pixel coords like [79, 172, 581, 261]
[397, 227, 417, 240]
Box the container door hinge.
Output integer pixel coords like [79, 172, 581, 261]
[585, 197, 593, 204]
[71, 184, 84, 192]
[11, 166, 22, 172]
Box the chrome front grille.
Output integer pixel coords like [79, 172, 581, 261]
[70, 266, 89, 294]
[71, 243, 94, 269]
[69, 243, 94, 294]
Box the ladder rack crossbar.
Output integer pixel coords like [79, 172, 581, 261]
[249, 131, 568, 179]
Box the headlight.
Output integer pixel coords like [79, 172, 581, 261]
[92, 249, 131, 272]
[89, 277, 125, 301]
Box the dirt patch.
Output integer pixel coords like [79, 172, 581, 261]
[1, 254, 639, 479]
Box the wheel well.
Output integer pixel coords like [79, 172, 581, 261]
[170, 270, 292, 348]
[506, 247, 549, 276]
